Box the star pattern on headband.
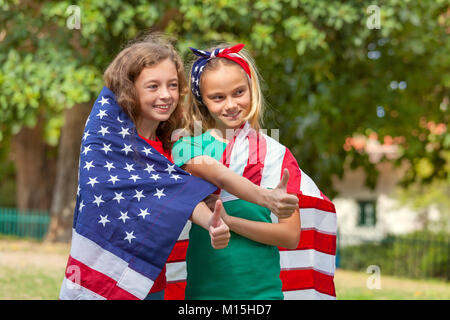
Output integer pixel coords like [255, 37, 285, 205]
[189, 44, 251, 105]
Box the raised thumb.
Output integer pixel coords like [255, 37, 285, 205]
[211, 199, 223, 228]
[276, 168, 290, 190]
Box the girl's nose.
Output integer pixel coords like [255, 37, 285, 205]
[159, 86, 171, 100]
[224, 97, 238, 111]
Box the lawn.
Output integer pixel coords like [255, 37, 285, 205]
[0, 238, 449, 300]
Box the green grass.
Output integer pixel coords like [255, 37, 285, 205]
[0, 239, 449, 300]
[335, 269, 450, 300]
[0, 266, 64, 300]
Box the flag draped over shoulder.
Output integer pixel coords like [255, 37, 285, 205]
[165, 122, 337, 300]
[59, 86, 216, 300]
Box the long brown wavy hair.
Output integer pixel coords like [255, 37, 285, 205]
[103, 32, 187, 150]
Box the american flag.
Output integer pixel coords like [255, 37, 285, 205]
[59, 86, 216, 300]
[165, 122, 337, 300]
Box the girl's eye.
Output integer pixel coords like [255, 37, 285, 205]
[234, 88, 245, 96]
[147, 84, 158, 90]
[169, 82, 178, 88]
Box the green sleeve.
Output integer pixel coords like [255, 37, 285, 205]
[172, 136, 204, 167]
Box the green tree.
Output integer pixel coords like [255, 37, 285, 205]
[0, 0, 448, 241]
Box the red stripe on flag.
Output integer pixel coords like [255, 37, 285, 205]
[298, 194, 336, 213]
[279, 229, 336, 255]
[65, 256, 139, 300]
[281, 148, 302, 194]
[242, 131, 266, 185]
[167, 240, 188, 263]
[280, 268, 336, 297]
[164, 281, 186, 300]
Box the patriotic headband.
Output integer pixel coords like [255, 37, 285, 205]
[189, 43, 251, 105]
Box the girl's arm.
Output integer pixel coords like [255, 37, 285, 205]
[221, 208, 300, 249]
[182, 156, 299, 219]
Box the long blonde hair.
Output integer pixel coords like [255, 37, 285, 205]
[183, 44, 265, 135]
[103, 32, 187, 150]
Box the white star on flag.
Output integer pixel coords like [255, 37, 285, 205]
[119, 127, 130, 139]
[83, 161, 95, 171]
[118, 211, 130, 223]
[122, 144, 133, 155]
[150, 174, 161, 181]
[138, 208, 151, 219]
[98, 215, 110, 227]
[97, 110, 108, 119]
[144, 164, 155, 174]
[142, 147, 153, 156]
[153, 188, 166, 199]
[124, 163, 135, 172]
[79, 200, 85, 212]
[83, 130, 90, 141]
[108, 175, 120, 185]
[99, 96, 109, 106]
[124, 231, 136, 244]
[82, 145, 92, 156]
[101, 143, 112, 154]
[104, 161, 115, 171]
[164, 164, 176, 174]
[98, 126, 110, 136]
[129, 175, 141, 182]
[93, 194, 104, 207]
[170, 174, 182, 181]
[133, 189, 145, 202]
[113, 192, 125, 204]
[87, 177, 99, 187]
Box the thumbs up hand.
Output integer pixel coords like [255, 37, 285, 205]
[208, 200, 231, 249]
[265, 168, 299, 219]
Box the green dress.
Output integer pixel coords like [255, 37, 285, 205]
[172, 131, 283, 300]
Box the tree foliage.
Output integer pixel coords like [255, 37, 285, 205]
[1, 0, 448, 198]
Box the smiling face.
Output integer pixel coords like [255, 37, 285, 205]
[134, 58, 179, 138]
[200, 62, 251, 135]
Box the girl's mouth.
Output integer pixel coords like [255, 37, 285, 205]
[223, 110, 241, 120]
[153, 104, 171, 112]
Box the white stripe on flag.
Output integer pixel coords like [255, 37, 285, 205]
[220, 132, 249, 200]
[60, 277, 106, 300]
[260, 134, 285, 189]
[300, 208, 337, 235]
[69, 228, 153, 300]
[178, 221, 191, 241]
[166, 261, 187, 282]
[279, 249, 336, 276]
[299, 169, 323, 198]
[70, 229, 128, 281]
[117, 267, 154, 300]
[283, 289, 336, 300]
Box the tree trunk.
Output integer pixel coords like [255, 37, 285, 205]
[11, 117, 56, 210]
[45, 102, 92, 242]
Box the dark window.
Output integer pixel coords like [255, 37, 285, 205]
[357, 200, 377, 227]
